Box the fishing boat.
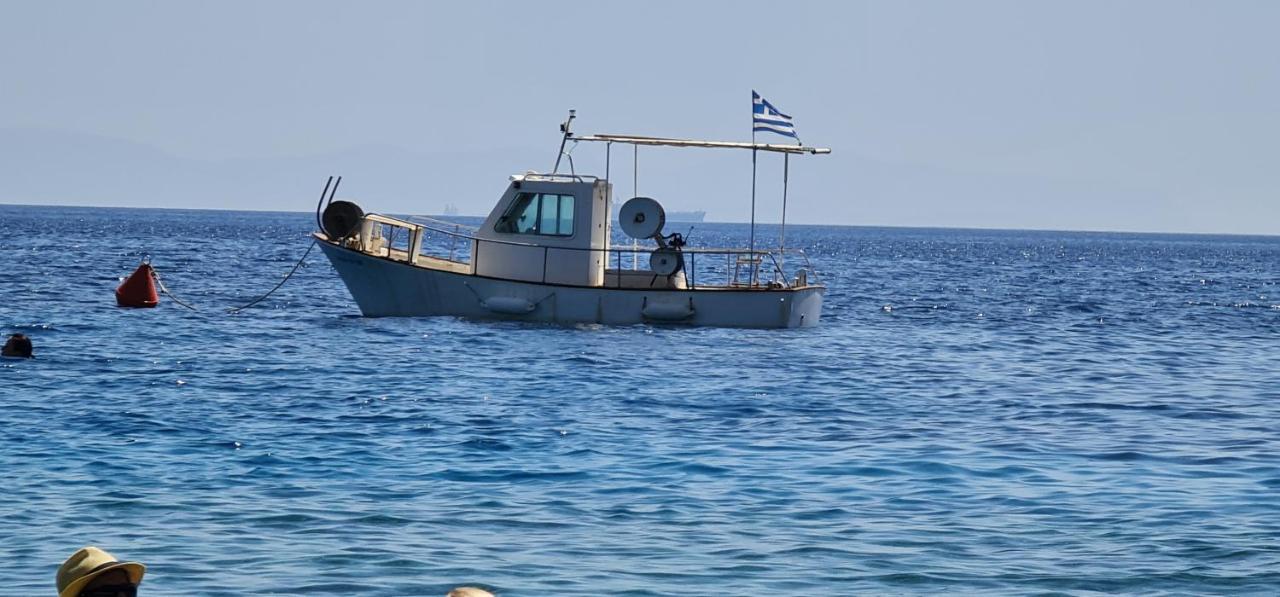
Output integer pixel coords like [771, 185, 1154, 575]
[313, 111, 830, 328]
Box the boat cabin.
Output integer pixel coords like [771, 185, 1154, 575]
[472, 174, 610, 287]
[464, 173, 690, 290]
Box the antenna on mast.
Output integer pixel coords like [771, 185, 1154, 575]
[552, 109, 576, 174]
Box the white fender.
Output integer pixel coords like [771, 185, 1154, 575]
[481, 296, 536, 314]
[642, 297, 694, 321]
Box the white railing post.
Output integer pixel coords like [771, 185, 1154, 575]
[408, 225, 424, 265]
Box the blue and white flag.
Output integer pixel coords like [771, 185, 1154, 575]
[752, 90, 800, 142]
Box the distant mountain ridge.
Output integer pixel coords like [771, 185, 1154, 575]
[0, 127, 526, 214]
[6, 126, 1265, 234]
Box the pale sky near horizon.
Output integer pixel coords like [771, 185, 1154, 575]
[2, 0, 1278, 234]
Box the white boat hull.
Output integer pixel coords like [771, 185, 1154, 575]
[317, 240, 824, 328]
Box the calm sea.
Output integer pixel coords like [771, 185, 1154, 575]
[2, 204, 1278, 595]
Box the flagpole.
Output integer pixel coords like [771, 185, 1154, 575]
[750, 115, 758, 287]
[750, 146, 758, 287]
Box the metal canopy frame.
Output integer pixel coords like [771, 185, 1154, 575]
[571, 133, 831, 155]
[570, 123, 831, 287]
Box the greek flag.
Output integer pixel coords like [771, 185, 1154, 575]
[753, 90, 799, 142]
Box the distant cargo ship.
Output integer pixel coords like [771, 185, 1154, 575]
[666, 210, 706, 223]
[612, 207, 705, 223]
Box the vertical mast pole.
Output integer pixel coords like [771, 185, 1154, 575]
[780, 152, 789, 281]
[606, 142, 613, 261]
[750, 147, 758, 287]
[552, 109, 576, 174]
[632, 144, 639, 270]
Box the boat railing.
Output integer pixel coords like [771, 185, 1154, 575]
[406, 215, 479, 232]
[346, 213, 820, 290]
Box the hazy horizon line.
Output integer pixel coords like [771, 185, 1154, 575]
[3, 200, 1276, 240]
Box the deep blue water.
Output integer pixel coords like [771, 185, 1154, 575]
[3, 204, 1279, 595]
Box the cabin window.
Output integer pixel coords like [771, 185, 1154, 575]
[557, 194, 574, 235]
[495, 193, 575, 236]
[497, 192, 540, 234]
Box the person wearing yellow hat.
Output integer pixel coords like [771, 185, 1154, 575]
[56, 547, 145, 597]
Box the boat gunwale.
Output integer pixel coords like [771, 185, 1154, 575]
[314, 234, 826, 295]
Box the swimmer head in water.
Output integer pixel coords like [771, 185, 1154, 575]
[2, 333, 33, 358]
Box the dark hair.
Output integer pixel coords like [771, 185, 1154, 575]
[2, 333, 33, 358]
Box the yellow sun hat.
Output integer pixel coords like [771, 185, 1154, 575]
[56, 547, 146, 597]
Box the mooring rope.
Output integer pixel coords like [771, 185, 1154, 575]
[151, 269, 199, 311]
[226, 240, 317, 314]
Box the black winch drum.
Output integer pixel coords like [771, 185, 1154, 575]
[322, 200, 364, 240]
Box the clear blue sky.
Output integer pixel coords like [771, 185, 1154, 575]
[3, 0, 1277, 234]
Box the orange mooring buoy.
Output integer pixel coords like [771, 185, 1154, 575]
[116, 263, 160, 308]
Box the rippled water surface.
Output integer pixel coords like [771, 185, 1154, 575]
[3, 204, 1279, 595]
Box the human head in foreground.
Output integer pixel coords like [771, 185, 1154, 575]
[56, 547, 145, 597]
[2, 333, 33, 358]
[447, 588, 494, 597]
